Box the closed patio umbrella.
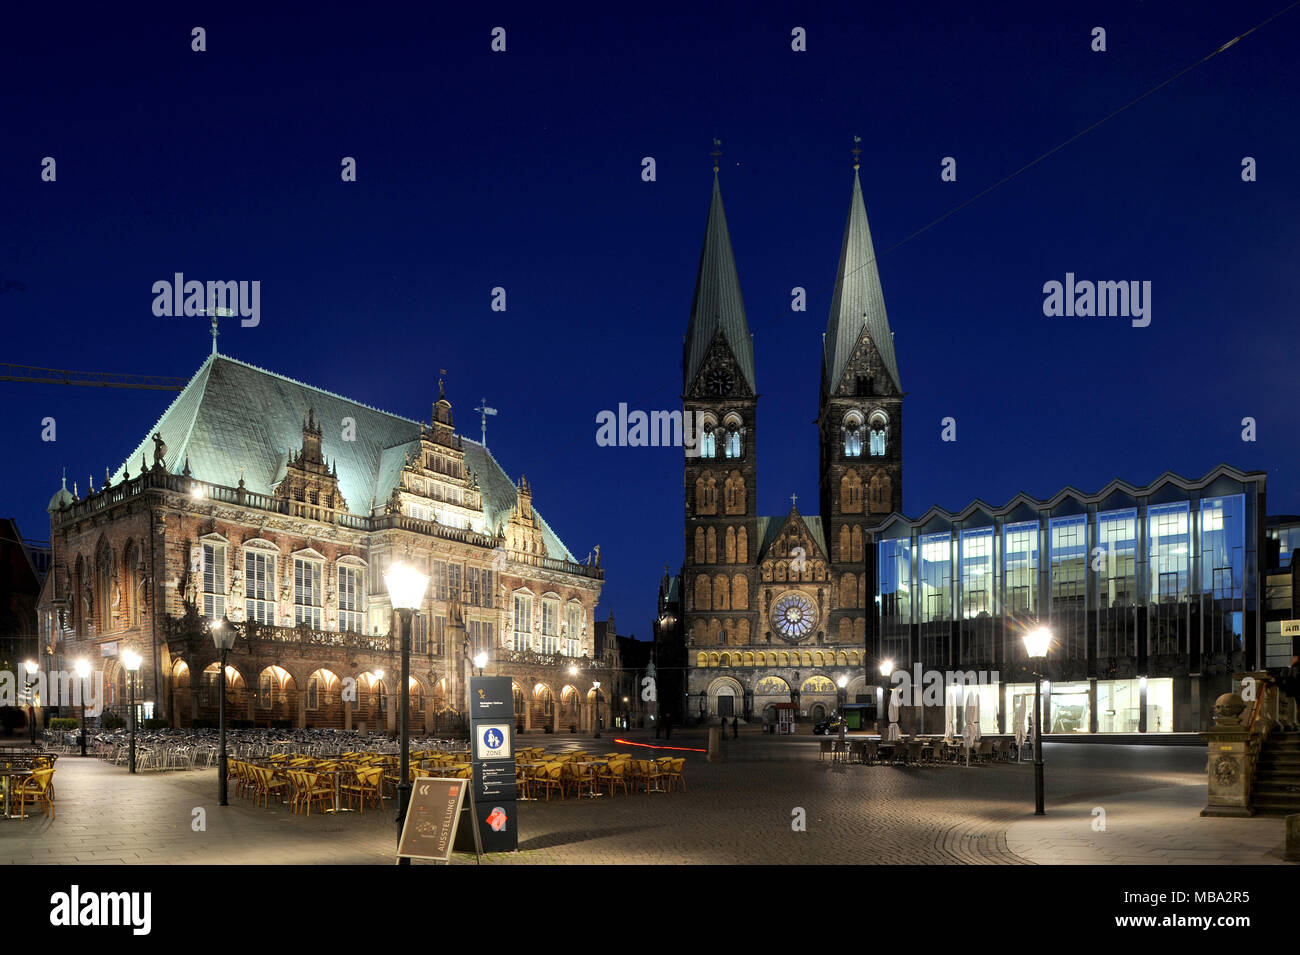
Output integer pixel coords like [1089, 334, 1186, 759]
[1013, 695, 1026, 762]
[961, 691, 977, 765]
[886, 686, 902, 741]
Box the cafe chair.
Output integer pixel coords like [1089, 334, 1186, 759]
[17, 768, 56, 820]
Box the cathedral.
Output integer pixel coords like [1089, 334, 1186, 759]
[671, 154, 902, 725]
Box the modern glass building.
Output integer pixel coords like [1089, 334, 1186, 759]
[867, 465, 1266, 735]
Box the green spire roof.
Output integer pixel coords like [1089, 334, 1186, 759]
[683, 174, 756, 393]
[823, 169, 900, 394]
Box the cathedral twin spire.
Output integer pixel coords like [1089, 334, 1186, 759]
[682, 148, 898, 400]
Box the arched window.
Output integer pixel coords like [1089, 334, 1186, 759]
[724, 417, 744, 458]
[843, 413, 863, 457]
[869, 411, 889, 457]
[701, 425, 717, 459]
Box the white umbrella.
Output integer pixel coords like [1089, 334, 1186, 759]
[962, 690, 977, 765]
[1013, 695, 1026, 762]
[944, 699, 956, 744]
[886, 686, 902, 741]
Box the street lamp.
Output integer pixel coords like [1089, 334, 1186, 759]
[122, 649, 142, 774]
[384, 561, 429, 866]
[23, 660, 38, 747]
[1023, 627, 1051, 816]
[474, 651, 488, 676]
[74, 658, 90, 756]
[837, 673, 848, 711]
[212, 620, 237, 806]
[592, 681, 602, 738]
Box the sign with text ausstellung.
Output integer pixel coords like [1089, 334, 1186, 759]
[396, 777, 467, 863]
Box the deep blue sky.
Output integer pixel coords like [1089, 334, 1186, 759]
[3, 1, 1298, 636]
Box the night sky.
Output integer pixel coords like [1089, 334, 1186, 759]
[3, 1, 1298, 636]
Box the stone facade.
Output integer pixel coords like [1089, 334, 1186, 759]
[35, 358, 613, 736]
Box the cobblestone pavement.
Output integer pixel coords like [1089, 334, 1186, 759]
[0, 732, 1287, 865]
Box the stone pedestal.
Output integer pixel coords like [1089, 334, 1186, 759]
[1200, 691, 1255, 817]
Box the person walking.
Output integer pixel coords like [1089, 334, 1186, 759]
[731, 716, 738, 739]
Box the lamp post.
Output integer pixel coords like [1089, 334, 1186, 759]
[592, 681, 602, 738]
[474, 651, 488, 677]
[836, 673, 848, 711]
[1023, 627, 1051, 815]
[878, 659, 893, 734]
[74, 659, 90, 756]
[212, 620, 236, 806]
[23, 660, 38, 747]
[122, 649, 142, 774]
[384, 561, 430, 866]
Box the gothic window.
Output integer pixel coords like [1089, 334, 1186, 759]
[737, 526, 748, 563]
[714, 574, 730, 611]
[840, 526, 851, 563]
[724, 471, 747, 515]
[96, 542, 114, 633]
[725, 526, 736, 564]
[695, 473, 718, 515]
[840, 573, 858, 608]
[706, 527, 717, 563]
[701, 425, 717, 459]
[732, 574, 749, 610]
[840, 470, 863, 514]
[868, 471, 892, 514]
[869, 411, 889, 457]
[694, 527, 706, 564]
[694, 575, 711, 611]
[122, 541, 140, 629]
[843, 413, 863, 458]
[851, 526, 864, 563]
[724, 417, 744, 459]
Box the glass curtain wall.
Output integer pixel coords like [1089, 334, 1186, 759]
[1096, 508, 1138, 658]
[959, 527, 995, 665]
[1201, 494, 1245, 658]
[1148, 502, 1190, 656]
[1049, 515, 1088, 662]
[878, 537, 912, 664]
[919, 532, 952, 667]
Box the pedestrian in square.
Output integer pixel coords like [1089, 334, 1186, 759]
[732, 716, 738, 739]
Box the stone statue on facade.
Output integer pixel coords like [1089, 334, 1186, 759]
[151, 432, 168, 470]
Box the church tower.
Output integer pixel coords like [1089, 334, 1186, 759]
[818, 152, 904, 646]
[682, 160, 760, 666]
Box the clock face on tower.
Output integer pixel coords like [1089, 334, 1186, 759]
[706, 369, 735, 396]
[772, 591, 817, 643]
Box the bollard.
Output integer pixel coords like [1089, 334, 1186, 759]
[708, 726, 722, 763]
[1287, 814, 1300, 862]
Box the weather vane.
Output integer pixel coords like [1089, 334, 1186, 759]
[851, 135, 862, 169]
[710, 138, 722, 173]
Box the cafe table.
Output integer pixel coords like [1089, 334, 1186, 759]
[576, 760, 608, 798]
[0, 767, 33, 819]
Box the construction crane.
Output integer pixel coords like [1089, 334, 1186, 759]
[0, 362, 186, 391]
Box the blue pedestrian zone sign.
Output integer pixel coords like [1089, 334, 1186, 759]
[475, 722, 511, 760]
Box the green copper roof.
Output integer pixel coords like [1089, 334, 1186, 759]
[823, 169, 901, 394]
[683, 174, 756, 393]
[110, 353, 574, 559]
